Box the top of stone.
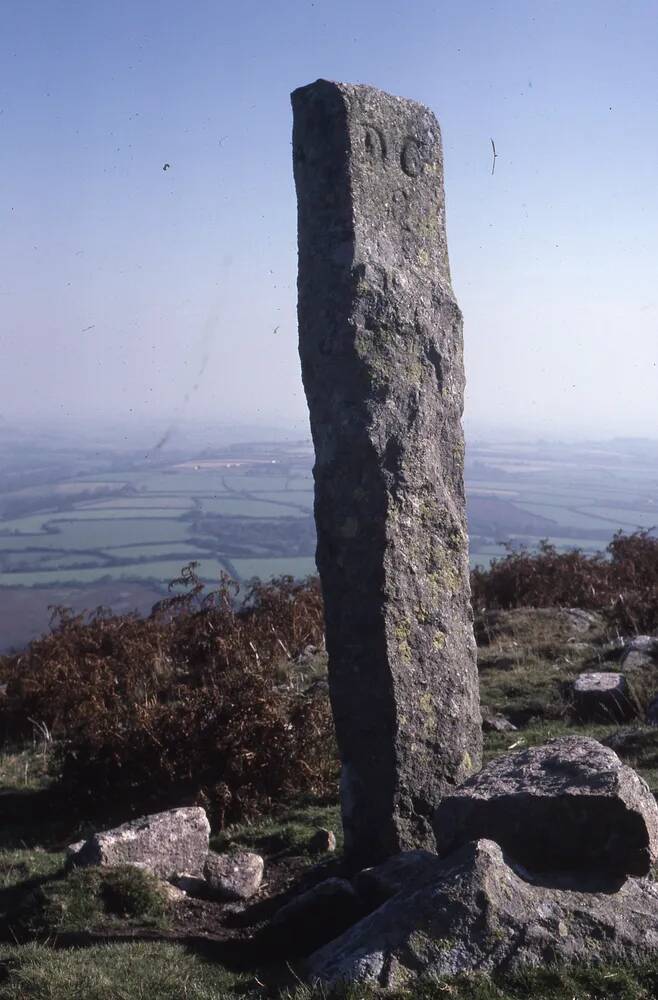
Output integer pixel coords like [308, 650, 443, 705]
[450, 736, 633, 798]
[291, 78, 433, 114]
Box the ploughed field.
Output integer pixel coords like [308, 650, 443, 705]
[2, 607, 658, 998]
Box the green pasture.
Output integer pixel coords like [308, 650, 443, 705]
[0, 518, 192, 549]
[0, 556, 229, 588]
[196, 496, 308, 517]
[579, 505, 658, 528]
[231, 556, 317, 581]
[102, 542, 213, 560]
[511, 501, 608, 530]
[255, 489, 314, 507]
[0, 551, 109, 571]
[78, 496, 195, 510]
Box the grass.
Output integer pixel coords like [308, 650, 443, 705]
[0, 941, 251, 1000]
[3, 605, 658, 997]
[213, 801, 342, 860]
[10, 865, 170, 937]
[0, 948, 658, 1000]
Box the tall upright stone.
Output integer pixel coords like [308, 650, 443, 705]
[292, 80, 481, 868]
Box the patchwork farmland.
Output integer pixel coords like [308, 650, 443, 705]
[1, 432, 656, 650]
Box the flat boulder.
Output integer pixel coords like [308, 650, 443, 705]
[572, 671, 637, 722]
[433, 736, 658, 875]
[204, 850, 264, 901]
[306, 839, 658, 989]
[73, 807, 210, 879]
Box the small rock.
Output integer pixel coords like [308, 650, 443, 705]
[433, 736, 658, 876]
[72, 807, 210, 879]
[204, 850, 264, 901]
[308, 828, 337, 854]
[572, 671, 637, 722]
[481, 714, 517, 733]
[269, 877, 363, 955]
[171, 872, 207, 897]
[66, 840, 86, 861]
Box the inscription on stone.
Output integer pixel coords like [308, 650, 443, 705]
[292, 80, 481, 868]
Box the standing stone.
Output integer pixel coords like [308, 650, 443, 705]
[292, 80, 481, 867]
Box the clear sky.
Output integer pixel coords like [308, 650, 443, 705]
[1, 0, 657, 441]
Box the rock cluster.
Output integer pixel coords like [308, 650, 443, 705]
[307, 839, 658, 989]
[295, 737, 658, 989]
[69, 806, 264, 902]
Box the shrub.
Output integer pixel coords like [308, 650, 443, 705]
[0, 567, 336, 827]
[471, 530, 658, 634]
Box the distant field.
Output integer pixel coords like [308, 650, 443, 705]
[1, 437, 657, 651]
[231, 556, 317, 580]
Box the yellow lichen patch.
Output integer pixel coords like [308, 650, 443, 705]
[461, 750, 473, 774]
[433, 630, 446, 650]
[419, 691, 433, 714]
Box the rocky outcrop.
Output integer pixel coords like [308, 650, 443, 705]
[306, 839, 658, 989]
[71, 807, 210, 879]
[433, 736, 658, 875]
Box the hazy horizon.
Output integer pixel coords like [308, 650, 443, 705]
[2, 0, 657, 440]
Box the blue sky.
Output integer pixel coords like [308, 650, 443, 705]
[1, 0, 657, 440]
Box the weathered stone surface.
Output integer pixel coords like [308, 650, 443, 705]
[269, 877, 363, 955]
[573, 671, 638, 722]
[292, 79, 481, 867]
[353, 849, 444, 908]
[306, 839, 658, 989]
[73, 807, 210, 879]
[433, 736, 658, 875]
[204, 850, 264, 901]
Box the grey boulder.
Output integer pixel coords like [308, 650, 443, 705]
[306, 839, 658, 989]
[433, 736, 658, 875]
[204, 850, 264, 901]
[72, 807, 210, 879]
[572, 671, 638, 722]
